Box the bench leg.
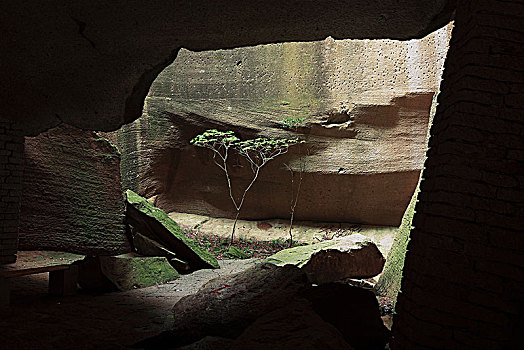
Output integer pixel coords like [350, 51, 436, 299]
[0, 276, 10, 305]
[49, 265, 78, 296]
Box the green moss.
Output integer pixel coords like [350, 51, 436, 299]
[101, 254, 179, 290]
[374, 183, 418, 307]
[264, 236, 370, 268]
[100, 153, 119, 161]
[126, 190, 219, 269]
[94, 137, 122, 156]
[226, 246, 249, 259]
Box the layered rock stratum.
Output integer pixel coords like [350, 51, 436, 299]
[19, 125, 130, 255]
[109, 24, 452, 226]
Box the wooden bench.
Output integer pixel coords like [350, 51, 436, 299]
[0, 251, 83, 305]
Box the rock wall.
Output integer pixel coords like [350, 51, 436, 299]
[111, 24, 452, 226]
[19, 125, 131, 255]
[0, 118, 24, 264]
[0, 1, 454, 135]
[392, 1, 524, 348]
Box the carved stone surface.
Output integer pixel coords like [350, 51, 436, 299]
[110, 25, 452, 226]
[19, 125, 130, 255]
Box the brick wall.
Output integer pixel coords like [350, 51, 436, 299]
[392, 0, 524, 348]
[0, 118, 24, 264]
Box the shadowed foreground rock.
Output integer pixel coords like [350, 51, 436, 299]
[125, 190, 219, 271]
[171, 263, 307, 341]
[230, 301, 354, 350]
[135, 263, 389, 349]
[266, 234, 385, 284]
[303, 283, 390, 350]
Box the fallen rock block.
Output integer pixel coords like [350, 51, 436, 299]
[303, 283, 390, 350]
[230, 300, 354, 350]
[125, 190, 219, 271]
[171, 263, 308, 341]
[180, 336, 233, 350]
[131, 229, 191, 273]
[265, 234, 385, 284]
[77, 253, 179, 291]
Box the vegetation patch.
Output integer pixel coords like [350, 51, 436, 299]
[181, 225, 306, 259]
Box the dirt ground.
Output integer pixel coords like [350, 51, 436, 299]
[0, 259, 259, 350]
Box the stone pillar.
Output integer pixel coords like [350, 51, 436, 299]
[392, 0, 523, 348]
[0, 118, 24, 264]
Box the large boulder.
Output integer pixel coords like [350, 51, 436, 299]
[265, 234, 385, 284]
[230, 300, 354, 350]
[137, 264, 389, 350]
[125, 190, 219, 271]
[77, 254, 179, 291]
[171, 263, 308, 342]
[107, 24, 452, 226]
[303, 283, 390, 350]
[19, 125, 131, 255]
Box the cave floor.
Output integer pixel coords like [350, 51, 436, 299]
[169, 211, 397, 257]
[1, 259, 259, 350]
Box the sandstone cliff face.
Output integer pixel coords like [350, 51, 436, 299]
[19, 125, 130, 255]
[111, 24, 452, 226]
[0, 1, 454, 135]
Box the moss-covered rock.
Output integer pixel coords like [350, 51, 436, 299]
[125, 190, 219, 270]
[226, 246, 249, 259]
[77, 253, 180, 291]
[99, 254, 179, 290]
[374, 184, 417, 305]
[265, 234, 385, 284]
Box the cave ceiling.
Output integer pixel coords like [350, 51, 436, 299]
[1, 0, 454, 135]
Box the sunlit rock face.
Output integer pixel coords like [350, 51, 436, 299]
[1, 1, 454, 135]
[19, 125, 130, 255]
[110, 23, 452, 226]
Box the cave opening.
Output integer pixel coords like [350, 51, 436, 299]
[2, 1, 522, 348]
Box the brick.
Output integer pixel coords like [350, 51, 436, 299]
[409, 229, 464, 252]
[433, 177, 497, 198]
[1, 196, 19, 203]
[507, 149, 524, 160]
[476, 210, 523, 230]
[419, 202, 476, 221]
[406, 283, 510, 326]
[0, 255, 16, 264]
[505, 93, 524, 108]
[496, 188, 524, 202]
[0, 233, 18, 240]
[468, 158, 521, 175]
[475, 260, 523, 280]
[488, 228, 524, 251]
[461, 64, 524, 84]
[453, 112, 522, 135]
[406, 252, 506, 295]
[0, 241, 18, 250]
[5, 143, 22, 152]
[454, 329, 507, 349]
[481, 171, 519, 188]
[413, 214, 487, 242]
[4, 176, 21, 184]
[395, 311, 451, 349]
[468, 288, 520, 315]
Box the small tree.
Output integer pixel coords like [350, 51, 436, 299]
[191, 129, 303, 244]
[281, 116, 308, 247]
